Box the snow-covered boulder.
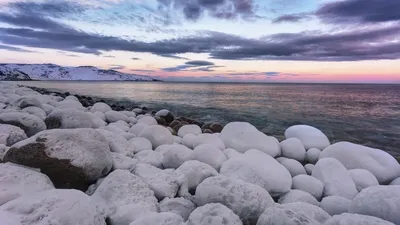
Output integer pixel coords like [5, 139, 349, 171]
[306, 148, 321, 164]
[256, 204, 320, 225]
[282, 202, 331, 224]
[195, 176, 275, 225]
[187, 203, 242, 225]
[129, 123, 149, 135]
[173, 135, 182, 144]
[155, 109, 175, 123]
[182, 133, 197, 148]
[193, 144, 227, 171]
[0, 112, 46, 137]
[349, 185, 400, 224]
[280, 138, 306, 162]
[0, 189, 106, 225]
[90, 102, 112, 113]
[42, 103, 55, 115]
[97, 129, 134, 157]
[390, 177, 400, 185]
[87, 112, 107, 128]
[138, 116, 158, 126]
[132, 163, 180, 200]
[312, 158, 358, 199]
[129, 137, 152, 153]
[45, 108, 94, 129]
[192, 133, 225, 150]
[139, 125, 174, 149]
[320, 196, 351, 216]
[110, 152, 138, 171]
[0, 144, 8, 160]
[279, 158, 307, 177]
[278, 189, 319, 206]
[13, 96, 43, 109]
[304, 164, 314, 175]
[0, 124, 27, 146]
[220, 149, 292, 197]
[285, 125, 330, 150]
[134, 150, 164, 168]
[129, 212, 184, 225]
[292, 175, 324, 200]
[220, 122, 281, 157]
[160, 197, 195, 221]
[94, 111, 106, 121]
[56, 99, 87, 111]
[105, 111, 130, 123]
[223, 148, 242, 159]
[22, 106, 46, 120]
[349, 169, 379, 191]
[162, 144, 194, 169]
[91, 170, 158, 225]
[319, 142, 400, 184]
[178, 125, 202, 138]
[4, 128, 113, 190]
[0, 163, 55, 206]
[324, 213, 395, 225]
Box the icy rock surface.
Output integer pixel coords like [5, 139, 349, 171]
[320, 196, 351, 216]
[285, 125, 330, 150]
[187, 203, 243, 225]
[280, 138, 306, 162]
[292, 175, 324, 200]
[324, 213, 396, 225]
[160, 197, 195, 221]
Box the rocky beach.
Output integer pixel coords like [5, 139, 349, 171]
[0, 81, 400, 225]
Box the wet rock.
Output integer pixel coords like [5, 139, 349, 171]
[209, 123, 223, 133]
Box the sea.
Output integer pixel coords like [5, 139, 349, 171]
[13, 81, 400, 157]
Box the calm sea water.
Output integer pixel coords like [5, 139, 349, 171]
[14, 81, 400, 157]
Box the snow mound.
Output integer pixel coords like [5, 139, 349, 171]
[187, 203, 243, 225]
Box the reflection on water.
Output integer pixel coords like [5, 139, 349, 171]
[14, 81, 400, 157]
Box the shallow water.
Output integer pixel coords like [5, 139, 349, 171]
[14, 81, 400, 157]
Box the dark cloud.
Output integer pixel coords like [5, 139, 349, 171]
[109, 65, 125, 70]
[317, 0, 400, 24]
[272, 13, 309, 23]
[185, 60, 215, 66]
[0, 44, 33, 53]
[265, 72, 279, 76]
[162, 60, 219, 72]
[131, 57, 141, 60]
[103, 55, 115, 58]
[157, 54, 189, 59]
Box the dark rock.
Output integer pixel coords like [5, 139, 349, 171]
[210, 123, 223, 133]
[169, 120, 181, 128]
[44, 116, 62, 130]
[155, 116, 166, 126]
[80, 95, 87, 100]
[100, 99, 105, 103]
[163, 112, 175, 124]
[65, 92, 70, 96]
[203, 129, 213, 134]
[181, 121, 189, 126]
[87, 97, 93, 101]
[142, 106, 149, 111]
[120, 105, 125, 110]
[173, 124, 184, 133]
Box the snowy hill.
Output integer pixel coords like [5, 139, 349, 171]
[0, 64, 158, 81]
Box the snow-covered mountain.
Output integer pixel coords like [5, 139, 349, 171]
[0, 64, 158, 81]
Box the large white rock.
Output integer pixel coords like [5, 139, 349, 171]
[22, 106, 46, 120]
[178, 125, 202, 138]
[324, 213, 396, 225]
[138, 116, 158, 126]
[390, 177, 400, 185]
[256, 204, 320, 225]
[42, 103, 55, 115]
[223, 148, 242, 159]
[13, 96, 43, 109]
[220, 122, 281, 157]
[91, 170, 158, 225]
[319, 142, 400, 184]
[105, 111, 130, 123]
[0, 163, 55, 206]
[282, 202, 331, 224]
[0, 189, 106, 225]
[97, 129, 134, 157]
[162, 144, 194, 169]
[192, 133, 225, 150]
[280, 138, 306, 162]
[312, 158, 358, 199]
[129, 137, 152, 153]
[349, 185, 400, 224]
[195, 176, 275, 225]
[193, 144, 227, 171]
[87, 112, 107, 128]
[129, 123, 149, 136]
[285, 125, 330, 150]
[0, 124, 27, 146]
[306, 148, 321, 164]
[160, 197, 195, 221]
[278, 189, 319, 206]
[187, 203, 243, 225]
[93, 111, 106, 121]
[139, 125, 174, 149]
[220, 149, 292, 197]
[90, 102, 112, 113]
[45, 108, 94, 129]
[292, 175, 324, 200]
[320, 196, 351, 216]
[56, 99, 86, 111]
[134, 150, 164, 168]
[110, 152, 139, 171]
[349, 169, 379, 191]
[0, 112, 46, 137]
[182, 133, 197, 149]
[129, 212, 184, 225]
[279, 158, 307, 177]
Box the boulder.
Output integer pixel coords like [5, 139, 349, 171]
[304, 164, 314, 175]
[187, 203, 242, 225]
[129, 123, 149, 135]
[138, 116, 158, 126]
[110, 152, 138, 171]
[280, 138, 306, 162]
[285, 125, 330, 150]
[319, 142, 400, 184]
[278, 189, 319, 206]
[0, 112, 46, 137]
[324, 213, 396, 225]
[279, 158, 307, 177]
[306, 148, 321, 164]
[292, 174, 324, 200]
[129, 137, 152, 153]
[178, 125, 202, 138]
[192, 133, 225, 150]
[209, 123, 223, 133]
[312, 158, 358, 199]
[90, 102, 112, 113]
[390, 177, 400, 185]
[97, 129, 134, 157]
[13, 96, 42, 109]
[182, 133, 197, 149]
[4, 129, 113, 190]
[160, 197, 195, 221]
[195, 176, 275, 225]
[134, 150, 164, 168]
[0, 124, 27, 146]
[349, 169, 379, 191]
[155, 109, 175, 124]
[45, 109, 94, 129]
[220, 149, 292, 197]
[42, 103, 55, 115]
[139, 125, 174, 149]
[162, 144, 194, 169]
[320, 196, 351, 216]
[256, 204, 320, 225]
[349, 185, 400, 224]
[105, 111, 130, 123]
[223, 148, 242, 159]
[282, 202, 331, 224]
[193, 144, 227, 171]
[87, 112, 107, 128]
[56, 99, 87, 111]
[94, 111, 106, 121]
[220, 122, 281, 157]
[0, 163, 55, 206]
[0, 189, 106, 225]
[129, 212, 184, 225]
[22, 106, 46, 120]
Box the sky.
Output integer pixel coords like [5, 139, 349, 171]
[0, 0, 399, 83]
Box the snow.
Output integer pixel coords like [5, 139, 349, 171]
[324, 213, 396, 225]
[0, 112, 46, 137]
[42, 103, 55, 115]
[282, 202, 331, 224]
[223, 148, 242, 159]
[129, 137, 153, 153]
[22, 106, 46, 120]
[187, 203, 243, 225]
[304, 164, 314, 175]
[110, 152, 138, 171]
[257, 204, 320, 225]
[220, 122, 281, 157]
[192, 133, 226, 150]
[13, 96, 43, 109]
[306, 148, 321, 164]
[182, 133, 197, 149]
[292, 174, 324, 200]
[0, 163, 55, 206]
[390, 177, 400, 185]
[90, 102, 112, 113]
[134, 150, 164, 168]
[278, 189, 319, 206]
[195, 176, 275, 225]
[97, 129, 134, 157]
[138, 116, 158, 126]
[129, 212, 184, 225]
[155, 109, 170, 117]
[312, 158, 358, 199]
[162, 144, 194, 169]
[220, 149, 292, 197]
[93, 111, 106, 121]
[129, 123, 149, 136]
[160, 197, 195, 221]
[349, 185, 400, 224]
[319, 142, 400, 184]
[349, 169, 379, 191]
[105, 111, 130, 123]
[173, 135, 182, 144]
[178, 125, 202, 138]
[193, 144, 227, 171]
[56, 99, 87, 111]
[280, 138, 306, 162]
[120, 111, 136, 118]
[139, 125, 174, 148]
[285, 125, 330, 150]
[279, 158, 307, 177]
[0, 189, 105, 225]
[87, 112, 107, 128]
[320, 196, 351, 216]
[46, 108, 95, 129]
[0, 124, 27, 146]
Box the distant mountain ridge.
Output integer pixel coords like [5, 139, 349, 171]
[0, 63, 158, 81]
